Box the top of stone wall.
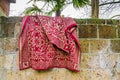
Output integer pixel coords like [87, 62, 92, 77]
[0, 16, 22, 23]
[76, 18, 120, 25]
[0, 16, 120, 25]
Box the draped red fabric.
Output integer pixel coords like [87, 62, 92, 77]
[19, 15, 81, 72]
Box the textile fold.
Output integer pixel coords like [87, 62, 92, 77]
[19, 15, 81, 72]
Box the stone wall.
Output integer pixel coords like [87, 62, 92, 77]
[0, 17, 120, 80]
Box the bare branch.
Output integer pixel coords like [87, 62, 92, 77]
[99, 1, 120, 6]
[111, 14, 120, 19]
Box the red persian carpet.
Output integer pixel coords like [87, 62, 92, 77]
[19, 15, 81, 72]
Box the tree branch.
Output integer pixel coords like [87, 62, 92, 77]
[99, 1, 120, 6]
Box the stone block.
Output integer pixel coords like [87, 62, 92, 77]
[0, 38, 3, 55]
[116, 72, 120, 80]
[0, 16, 7, 23]
[0, 69, 4, 80]
[109, 54, 119, 68]
[54, 68, 67, 80]
[116, 55, 120, 69]
[90, 69, 110, 80]
[99, 25, 116, 38]
[4, 70, 20, 80]
[80, 54, 99, 69]
[117, 26, 120, 38]
[107, 19, 119, 25]
[24, 69, 40, 80]
[111, 40, 120, 53]
[24, 68, 51, 80]
[46, 68, 57, 80]
[0, 70, 2, 80]
[89, 40, 110, 53]
[4, 38, 18, 53]
[0, 23, 4, 37]
[79, 40, 89, 53]
[70, 69, 91, 80]
[14, 22, 21, 38]
[0, 55, 5, 69]
[14, 53, 19, 69]
[19, 70, 27, 80]
[99, 54, 119, 69]
[9, 53, 19, 70]
[0, 24, 2, 37]
[3, 23, 15, 37]
[110, 69, 119, 80]
[75, 19, 87, 24]
[65, 69, 72, 80]
[7, 17, 22, 23]
[4, 54, 17, 69]
[78, 25, 97, 38]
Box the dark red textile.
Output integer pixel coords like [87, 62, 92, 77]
[19, 15, 81, 72]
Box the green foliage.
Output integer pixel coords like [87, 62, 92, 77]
[25, 4, 42, 15]
[72, 0, 89, 8]
[46, 0, 65, 15]
[25, 0, 90, 16]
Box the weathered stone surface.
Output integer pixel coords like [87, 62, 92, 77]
[110, 69, 120, 80]
[14, 53, 19, 69]
[116, 72, 120, 80]
[116, 55, 120, 69]
[23, 69, 41, 80]
[19, 70, 27, 80]
[4, 38, 18, 53]
[0, 55, 5, 68]
[4, 54, 16, 69]
[118, 26, 120, 38]
[99, 54, 119, 69]
[7, 17, 22, 23]
[0, 16, 7, 23]
[107, 19, 119, 25]
[0, 38, 3, 54]
[14, 22, 21, 38]
[54, 69, 67, 80]
[24, 68, 55, 80]
[65, 70, 71, 80]
[99, 25, 116, 38]
[46, 69, 57, 80]
[4, 70, 20, 80]
[0, 23, 5, 37]
[71, 69, 91, 80]
[109, 54, 119, 68]
[3, 23, 15, 37]
[89, 40, 110, 53]
[0, 70, 2, 80]
[90, 69, 110, 80]
[111, 40, 120, 53]
[20, 68, 68, 80]
[0, 24, 2, 37]
[78, 25, 97, 38]
[80, 54, 99, 69]
[79, 40, 89, 53]
[0, 69, 4, 80]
